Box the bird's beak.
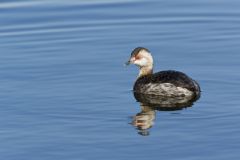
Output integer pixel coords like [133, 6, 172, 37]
[125, 57, 135, 66]
[125, 60, 131, 66]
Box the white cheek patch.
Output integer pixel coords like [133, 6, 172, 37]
[134, 58, 148, 66]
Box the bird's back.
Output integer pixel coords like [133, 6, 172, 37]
[134, 70, 200, 97]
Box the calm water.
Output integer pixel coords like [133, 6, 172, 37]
[1, 0, 240, 159]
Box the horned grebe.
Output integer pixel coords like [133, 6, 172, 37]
[126, 47, 201, 97]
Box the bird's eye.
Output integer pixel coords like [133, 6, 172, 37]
[135, 56, 141, 60]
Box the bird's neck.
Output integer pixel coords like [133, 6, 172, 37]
[138, 66, 153, 77]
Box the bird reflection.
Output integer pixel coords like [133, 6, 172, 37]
[132, 104, 156, 136]
[131, 92, 200, 136]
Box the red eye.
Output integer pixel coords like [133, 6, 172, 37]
[135, 56, 140, 60]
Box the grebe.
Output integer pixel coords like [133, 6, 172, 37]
[126, 47, 201, 97]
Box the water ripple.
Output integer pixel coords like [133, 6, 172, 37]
[1, 0, 240, 159]
[0, 0, 141, 9]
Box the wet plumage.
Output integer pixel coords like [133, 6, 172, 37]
[126, 47, 201, 97]
[134, 70, 200, 97]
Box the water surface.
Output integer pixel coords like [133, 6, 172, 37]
[1, 0, 240, 159]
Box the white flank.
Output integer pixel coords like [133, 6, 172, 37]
[144, 83, 193, 97]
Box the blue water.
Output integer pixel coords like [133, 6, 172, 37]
[1, 0, 240, 159]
